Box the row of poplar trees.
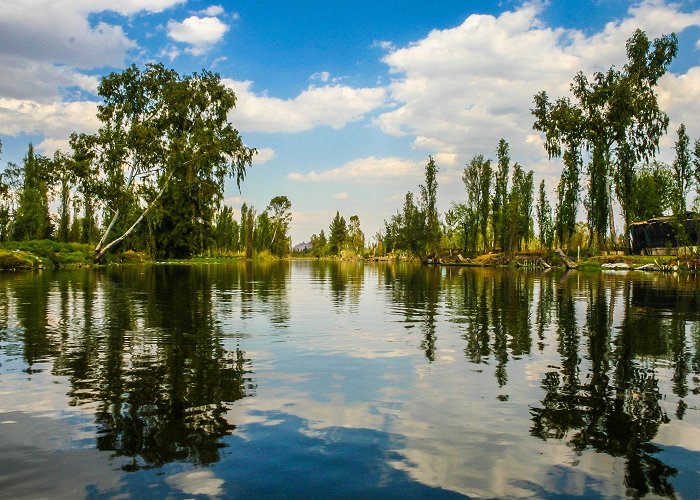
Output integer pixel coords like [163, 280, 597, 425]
[377, 29, 699, 258]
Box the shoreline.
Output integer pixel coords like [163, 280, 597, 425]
[2, 245, 697, 275]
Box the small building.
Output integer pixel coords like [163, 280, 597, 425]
[629, 213, 700, 255]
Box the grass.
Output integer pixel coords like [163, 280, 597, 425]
[0, 240, 93, 270]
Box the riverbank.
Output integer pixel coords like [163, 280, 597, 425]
[1, 241, 696, 273]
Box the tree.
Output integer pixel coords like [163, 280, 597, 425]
[632, 162, 672, 220]
[420, 156, 441, 254]
[310, 230, 328, 258]
[0, 141, 21, 242]
[329, 211, 348, 255]
[463, 154, 492, 254]
[214, 205, 239, 253]
[533, 29, 678, 249]
[493, 139, 510, 251]
[73, 63, 255, 261]
[536, 180, 554, 250]
[554, 147, 581, 249]
[671, 124, 691, 215]
[240, 203, 255, 258]
[266, 196, 292, 256]
[52, 151, 74, 243]
[348, 215, 365, 254]
[12, 144, 53, 241]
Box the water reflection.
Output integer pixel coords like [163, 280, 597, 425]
[0, 263, 699, 497]
[1, 266, 257, 470]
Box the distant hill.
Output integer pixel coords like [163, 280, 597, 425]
[292, 242, 312, 253]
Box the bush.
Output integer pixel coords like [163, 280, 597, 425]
[0, 250, 37, 270]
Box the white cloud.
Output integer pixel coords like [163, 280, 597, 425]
[0, 98, 100, 143]
[0, 1, 185, 69]
[334, 192, 349, 200]
[288, 156, 421, 183]
[225, 80, 386, 133]
[374, 1, 700, 178]
[253, 148, 277, 165]
[197, 5, 225, 17]
[167, 15, 229, 55]
[310, 71, 331, 82]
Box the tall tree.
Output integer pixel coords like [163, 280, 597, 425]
[328, 211, 348, 255]
[671, 123, 691, 215]
[632, 162, 672, 220]
[536, 180, 554, 250]
[53, 151, 74, 243]
[347, 215, 365, 254]
[73, 63, 255, 260]
[554, 146, 581, 248]
[13, 144, 53, 241]
[493, 139, 510, 251]
[266, 195, 292, 256]
[420, 156, 441, 254]
[463, 154, 492, 254]
[533, 29, 678, 249]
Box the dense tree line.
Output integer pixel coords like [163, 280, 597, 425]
[2, 30, 700, 261]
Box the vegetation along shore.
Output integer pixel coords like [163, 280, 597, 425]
[2, 30, 700, 272]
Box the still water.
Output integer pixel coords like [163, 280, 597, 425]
[0, 261, 698, 498]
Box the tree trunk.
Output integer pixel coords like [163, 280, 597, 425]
[94, 171, 173, 262]
[555, 247, 578, 269]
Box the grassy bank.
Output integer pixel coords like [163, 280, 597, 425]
[0, 240, 93, 270]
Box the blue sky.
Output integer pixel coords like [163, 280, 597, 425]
[2, 1, 700, 244]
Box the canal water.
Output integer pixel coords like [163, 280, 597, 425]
[0, 261, 698, 498]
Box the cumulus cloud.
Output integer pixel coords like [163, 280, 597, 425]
[374, 1, 700, 177]
[288, 156, 421, 183]
[0, 98, 99, 142]
[167, 15, 229, 55]
[197, 5, 225, 17]
[0, 1, 183, 69]
[225, 80, 386, 133]
[253, 148, 277, 165]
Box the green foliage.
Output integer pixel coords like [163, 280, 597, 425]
[632, 162, 672, 220]
[536, 180, 554, 250]
[329, 211, 348, 255]
[266, 195, 292, 256]
[73, 63, 255, 261]
[462, 154, 492, 255]
[0, 250, 37, 270]
[0, 240, 92, 268]
[671, 123, 692, 215]
[533, 29, 678, 248]
[492, 138, 510, 251]
[12, 144, 53, 241]
[213, 205, 239, 253]
[420, 156, 441, 254]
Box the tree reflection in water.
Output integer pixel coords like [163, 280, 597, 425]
[1, 263, 699, 496]
[529, 273, 699, 498]
[5, 265, 256, 471]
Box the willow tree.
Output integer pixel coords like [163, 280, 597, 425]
[533, 29, 677, 250]
[73, 63, 255, 261]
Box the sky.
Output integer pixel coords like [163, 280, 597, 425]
[2, 0, 700, 244]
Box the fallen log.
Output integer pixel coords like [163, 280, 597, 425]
[555, 248, 578, 269]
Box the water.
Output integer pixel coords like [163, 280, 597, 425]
[0, 261, 698, 498]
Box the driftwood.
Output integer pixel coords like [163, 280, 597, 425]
[555, 248, 578, 269]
